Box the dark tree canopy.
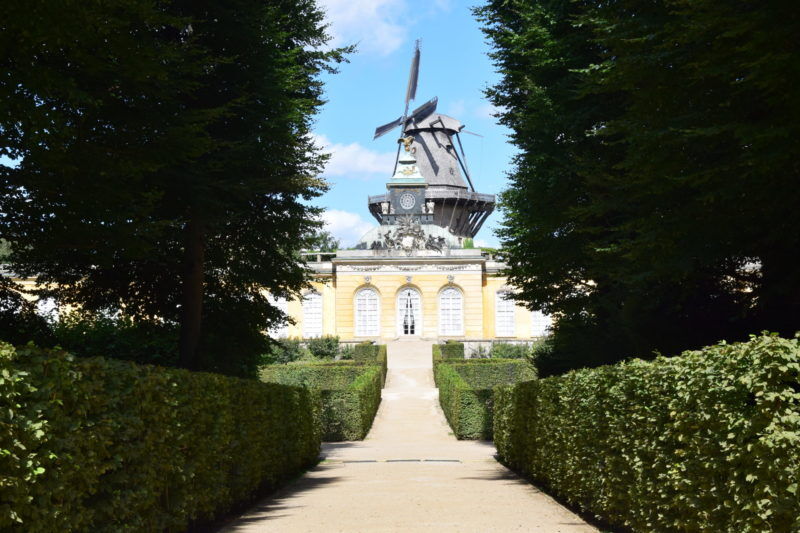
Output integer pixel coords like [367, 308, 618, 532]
[475, 0, 800, 374]
[0, 0, 347, 376]
[307, 230, 341, 252]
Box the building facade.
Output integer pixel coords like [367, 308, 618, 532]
[275, 111, 551, 344]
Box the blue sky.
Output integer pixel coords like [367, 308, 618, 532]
[313, 0, 514, 248]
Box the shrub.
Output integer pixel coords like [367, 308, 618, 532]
[441, 340, 465, 359]
[493, 334, 800, 532]
[261, 360, 384, 441]
[432, 342, 464, 364]
[0, 342, 319, 532]
[338, 344, 355, 360]
[306, 335, 340, 359]
[375, 344, 387, 385]
[261, 362, 370, 389]
[0, 284, 54, 347]
[52, 312, 179, 367]
[353, 340, 378, 361]
[263, 338, 308, 364]
[434, 359, 535, 439]
[319, 368, 382, 441]
[489, 342, 529, 359]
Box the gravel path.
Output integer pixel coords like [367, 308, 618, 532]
[218, 340, 597, 533]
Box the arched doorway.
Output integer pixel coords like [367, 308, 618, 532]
[397, 287, 422, 336]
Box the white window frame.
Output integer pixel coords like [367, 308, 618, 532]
[302, 290, 323, 338]
[531, 310, 552, 338]
[267, 295, 289, 338]
[495, 291, 516, 337]
[438, 286, 464, 336]
[355, 287, 380, 337]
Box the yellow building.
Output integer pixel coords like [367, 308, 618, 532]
[275, 111, 551, 350]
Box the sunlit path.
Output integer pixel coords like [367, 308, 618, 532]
[218, 341, 597, 533]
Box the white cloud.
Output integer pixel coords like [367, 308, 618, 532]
[313, 133, 395, 180]
[318, 0, 408, 56]
[321, 209, 376, 247]
[475, 103, 504, 120]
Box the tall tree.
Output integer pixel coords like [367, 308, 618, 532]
[0, 0, 346, 375]
[475, 0, 800, 374]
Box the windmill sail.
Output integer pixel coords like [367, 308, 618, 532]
[374, 117, 403, 140]
[407, 97, 437, 125]
[373, 39, 438, 177]
[374, 97, 438, 139]
[405, 42, 420, 105]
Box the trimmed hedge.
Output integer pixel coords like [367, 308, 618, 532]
[261, 360, 384, 441]
[432, 341, 464, 363]
[441, 341, 465, 359]
[351, 343, 387, 384]
[434, 359, 535, 439]
[493, 334, 800, 532]
[0, 342, 319, 532]
[353, 341, 378, 360]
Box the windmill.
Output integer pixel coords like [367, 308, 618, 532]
[373, 40, 438, 174]
[366, 41, 496, 242]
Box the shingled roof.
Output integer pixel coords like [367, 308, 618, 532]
[403, 113, 469, 190]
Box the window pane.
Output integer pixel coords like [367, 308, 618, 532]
[439, 287, 463, 336]
[531, 310, 552, 337]
[495, 291, 515, 337]
[355, 288, 379, 336]
[302, 291, 323, 338]
[268, 296, 289, 338]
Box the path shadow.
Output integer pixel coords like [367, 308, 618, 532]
[212, 464, 342, 532]
[457, 464, 541, 490]
[485, 455, 630, 533]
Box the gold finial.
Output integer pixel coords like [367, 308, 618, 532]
[399, 135, 415, 153]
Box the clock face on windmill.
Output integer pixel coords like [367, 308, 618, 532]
[399, 193, 416, 210]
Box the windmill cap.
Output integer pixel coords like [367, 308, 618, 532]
[404, 113, 464, 135]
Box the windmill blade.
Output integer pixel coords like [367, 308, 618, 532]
[462, 129, 484, 138]
[405, 40, 421, 105]
[407, 96, 437, 125]
[455, 132, 476, 192]
[373, 116, 403, 139]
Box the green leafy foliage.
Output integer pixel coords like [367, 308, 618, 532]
[306, 230, 341, 252]
[52, 313, 179, 367]
[0, 341, 319, 532]
[493, 334, 800, 532]
[0, 0, 349, 370]
[260, 359, 385, 441]
[489, 342, 529, 359]
[306, 335, 340, 359]
[353, 341, 379, 361]
[0, 282, 53, 347]
[475, 0, 800, 373]
[434, 359, 535, 439]
[264, 338, 308, 364]
[438, 341, 465, 360]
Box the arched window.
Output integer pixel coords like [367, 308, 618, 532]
[267, 295, 289, 339]
[355, 288, 380, 336]
[531, 310, 552, 337]
[495, 291, 515, 337]
[439, 287, 463, 336]
[302, 291, 323, 338]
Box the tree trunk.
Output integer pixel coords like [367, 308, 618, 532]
[178, 215, 205, 370]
